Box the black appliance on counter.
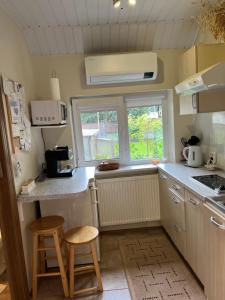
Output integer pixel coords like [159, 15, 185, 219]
[192, 174, 225, 193]
[45, 146, 74, 178]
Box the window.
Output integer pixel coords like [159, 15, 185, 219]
[80, 110, 119, 161]
[72, 93, 168, 166]
[127, 105, 164, 161]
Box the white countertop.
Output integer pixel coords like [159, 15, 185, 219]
[95, 164, 158, 179]
[158, 163, 225, 200]
[18, 162, 225, 203]
[18, 167, 95, 203]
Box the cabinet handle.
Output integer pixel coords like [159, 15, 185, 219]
[90, 187, 98, 191]
[172, 197, 180, 204]
[188, 198, 199, 206]
[172, 184, 180, 191]
[210, 216, 225, 230]
[159, 174, 167, 180]
[173, 224, 182, 232]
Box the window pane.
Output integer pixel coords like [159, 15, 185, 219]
[80, 111, 119, 161]
[128, 105, 164, 160]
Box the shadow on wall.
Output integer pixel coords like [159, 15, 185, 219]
[79, 57, 165, 91]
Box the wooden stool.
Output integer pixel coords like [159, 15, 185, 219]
[29, 216, 69, 299]
[64, 226, 103, 298]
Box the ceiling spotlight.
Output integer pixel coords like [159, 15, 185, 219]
[113, 0, 121, 8]
[129, 0, 136, 5]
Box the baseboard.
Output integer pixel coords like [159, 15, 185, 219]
[100, 220, 161, 231]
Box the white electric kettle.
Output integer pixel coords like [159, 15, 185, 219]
[183, 146, 202, 167]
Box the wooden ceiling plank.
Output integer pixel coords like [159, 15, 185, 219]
[101, 24, 111, 53]
[48, 0, 68, 26]
[119, 23, 129, 52]
[74, 0, 88, 26]
[73, 26, 84, 53]
[38, 0, 57, 26]
[62, 0, 79, 26]
[63, 26, 76, 53]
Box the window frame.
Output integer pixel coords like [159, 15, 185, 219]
[72, 96, 129, 167]
[72, 93, 169, 167]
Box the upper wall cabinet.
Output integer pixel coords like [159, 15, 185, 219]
[179, 44, 225, 115]
[179, 44, 225, 82]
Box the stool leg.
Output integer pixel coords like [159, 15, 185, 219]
[91, 241, 103, 292]
[39, 237, 46, 274]
[32, 233, 39, 300]
[69, 246, 75, 298]
[53, 230, 69, 297]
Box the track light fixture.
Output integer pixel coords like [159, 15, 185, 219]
[129, 0, 136, 5]
[113, 0, 136, 8]
[113, 0, 121, 8]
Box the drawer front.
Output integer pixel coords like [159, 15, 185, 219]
[168, 178, 185, 199]
[169, 188, 186, 230]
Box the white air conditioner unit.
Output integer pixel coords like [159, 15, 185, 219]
[85, 52, 158, 85]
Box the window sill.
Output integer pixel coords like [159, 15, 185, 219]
[95, 163, 158, 180]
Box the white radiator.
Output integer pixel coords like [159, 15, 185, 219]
[96, 174, 160, 227]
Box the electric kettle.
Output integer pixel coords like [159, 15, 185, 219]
[182, 146, 202, 167]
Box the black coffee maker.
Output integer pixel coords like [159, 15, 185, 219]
[45, 146, 74, 178]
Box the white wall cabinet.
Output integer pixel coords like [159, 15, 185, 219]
[185, 191, 205, 284]
[204, 204, 225, 300]
[97, 174, 160, 227]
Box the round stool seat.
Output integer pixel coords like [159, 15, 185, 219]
[29, 216, 64, 233]
[64, 226, 98, 245]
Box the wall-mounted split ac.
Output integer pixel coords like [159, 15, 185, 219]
[85, 52, 158, 85]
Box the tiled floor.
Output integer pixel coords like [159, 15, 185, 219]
[36, 227, 198, 300]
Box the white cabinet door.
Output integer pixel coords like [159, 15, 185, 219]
[185, 191, 204, 284]
[168, 188, 186, 257]
[204, 204, 225, 300]
[159, 172, 171, 234]
[97, 175, 160, 227]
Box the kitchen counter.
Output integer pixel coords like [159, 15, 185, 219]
[158, 163, 225, 200]
[95, 164, 158, 179]
[18, 167, 95, 203]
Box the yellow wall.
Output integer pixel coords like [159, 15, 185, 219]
[0, 8, 44, 287]
[32, 50, 192, 161]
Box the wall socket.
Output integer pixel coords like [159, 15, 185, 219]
[209, 152, 217, 165]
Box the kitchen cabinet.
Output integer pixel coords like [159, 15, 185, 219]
[159, 172, 186, 257]
[204, 203, 225, 300]
[179, 44, 225, 115]
[159, 172, 171, 234]
[179, 90, 225, 115]
[168, 187, 186, 257]
[179, 44, 225, 82]
[185, 191, 205, 284]
[178, 46, 197, 82]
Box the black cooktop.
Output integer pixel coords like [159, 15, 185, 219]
[192, 174, 225, 191]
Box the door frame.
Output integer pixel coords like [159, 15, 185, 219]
[0, 81, 29, 299]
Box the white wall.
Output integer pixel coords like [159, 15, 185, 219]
[32, 50, 193, 162]
[196, 112, 225, 169]
[0, 8, 44, 287]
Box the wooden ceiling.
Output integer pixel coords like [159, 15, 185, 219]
[0, 0, 204, 55]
